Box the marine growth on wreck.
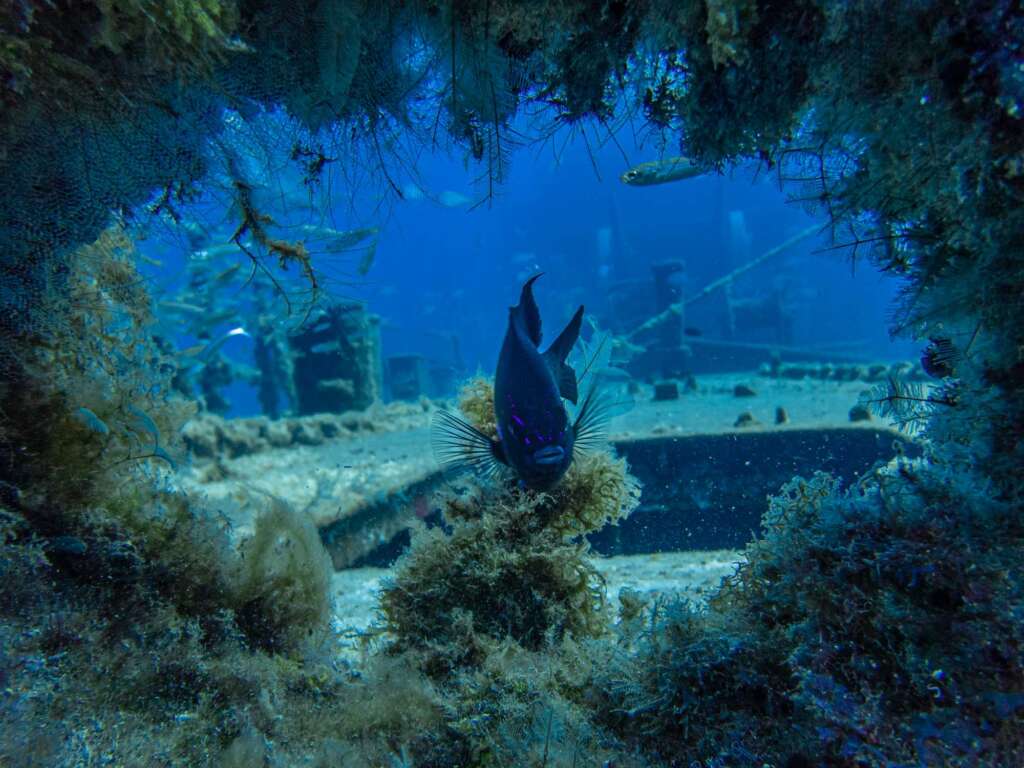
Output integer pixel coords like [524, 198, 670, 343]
[1, 1, 1022, 766]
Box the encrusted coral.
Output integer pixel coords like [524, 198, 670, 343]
[234, 499, 334, 652]
[3, 226, 193, 515]
[381, 484, 609, 670]
[1, 1, 1023, 765]
[595, 462, 1024, 765]
[0, 224, 347, 764]
[91, 0, 240, 74]
[547, 450, 640, 537]
[1, 0, 239, 109]
[704, 0, 759, 68]
[383, 377, 639, 677]
[455, 375, 498, 439]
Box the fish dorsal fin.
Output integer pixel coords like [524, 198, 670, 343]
[543, 304, 584, 404]
[515, 273, 543, 347]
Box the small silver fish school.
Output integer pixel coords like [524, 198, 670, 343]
[433, 275, 609, 490]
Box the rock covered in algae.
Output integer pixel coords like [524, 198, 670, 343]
[382, 377, 640, 675]
[454, 375, 498, 439]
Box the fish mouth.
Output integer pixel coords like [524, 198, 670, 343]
[532, 446, 565, 465]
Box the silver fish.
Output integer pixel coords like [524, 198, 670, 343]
[620, 156, 704, 186]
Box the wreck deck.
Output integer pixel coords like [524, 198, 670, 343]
[185, 371, 917, 568]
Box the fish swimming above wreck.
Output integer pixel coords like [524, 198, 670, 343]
[297, 224, 378, 252]
[433, 275, 615, 490]
[620, 156, 704, 186]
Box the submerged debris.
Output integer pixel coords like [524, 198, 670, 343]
[734, 411, 759, 428]
[848, 403, 872, 422]
[761, 360, 928, 383]
[183, 401, 433, 460]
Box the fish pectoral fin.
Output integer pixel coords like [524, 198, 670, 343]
[572, 374, 633, 455]
[543, 305, 584, 404]
[431, 409, 505, 478]
[490, 438, 508, 466]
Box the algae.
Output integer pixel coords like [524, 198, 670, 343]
[1, 1, 1023, 765]
[234, 498, 335, 652]
[382, 440, 640, 669]
[455, 375, 498, 439]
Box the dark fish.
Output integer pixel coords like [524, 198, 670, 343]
[433, 275, 612, 490]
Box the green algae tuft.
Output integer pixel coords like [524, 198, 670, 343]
[234, 498, 335, 653]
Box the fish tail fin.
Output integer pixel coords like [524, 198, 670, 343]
[543, 304, 584, 404]
[431, 409, 505, 478]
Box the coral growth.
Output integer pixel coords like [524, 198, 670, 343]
[547, 450, 640, 538]
[90, 0, 240, 73]
[382, 485, 606, 667]
[234, 499, 334, 652]
[383, 376, 639, 675]
[0, 501, 354, 766]
[455, 375, 498, 439]
[378, 433, 644, 765]
[1, 0, 1023, 765]
[2, 225, 194, 520]
[0, 225, 351, 765]
[595, 463, 1024, 765]
[704, 0, 759, 68]
[182, 399, 433, 459]
[1, 0, 239, 109]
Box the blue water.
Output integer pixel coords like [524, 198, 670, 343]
[368, 140, 914, 370]
[140, 116, 916, 418]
